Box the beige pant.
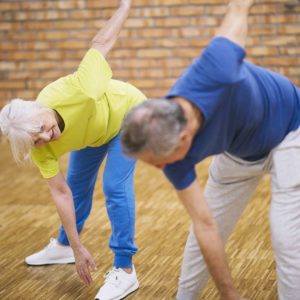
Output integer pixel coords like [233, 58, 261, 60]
[176, 127, 300, 300]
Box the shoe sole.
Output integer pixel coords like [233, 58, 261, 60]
[25, 258, 75, 265]
[95, 281, 139, 300]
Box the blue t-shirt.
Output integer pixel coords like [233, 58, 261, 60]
[164, 37, 300, 190]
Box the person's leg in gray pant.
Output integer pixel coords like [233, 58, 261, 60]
[270, 128, 300, 300]
[176, 153, 268, 300]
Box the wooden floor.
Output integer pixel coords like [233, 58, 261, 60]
[0, 141, 277, 300]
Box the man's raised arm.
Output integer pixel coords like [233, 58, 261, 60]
[216, 0, 255, 48]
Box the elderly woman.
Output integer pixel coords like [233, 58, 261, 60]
[0, 1, 145, 299]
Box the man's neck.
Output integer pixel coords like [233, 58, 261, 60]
[173, 97, 202, 136]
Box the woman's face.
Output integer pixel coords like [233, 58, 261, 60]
[32, 110, 61, 147]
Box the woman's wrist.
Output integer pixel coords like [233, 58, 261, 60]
[69, 238, 82, 252]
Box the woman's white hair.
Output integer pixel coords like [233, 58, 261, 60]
[0, 98, 52, 163]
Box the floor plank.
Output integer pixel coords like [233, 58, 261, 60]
[0, 141, 277, 299]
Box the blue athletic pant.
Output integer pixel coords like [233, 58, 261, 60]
[57, 134, 138, 268]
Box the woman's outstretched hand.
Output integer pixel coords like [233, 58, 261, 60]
[74, 244, 97, 286]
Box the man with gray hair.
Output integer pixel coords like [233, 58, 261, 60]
[121, 0, 300, 299]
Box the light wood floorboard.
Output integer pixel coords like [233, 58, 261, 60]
[0, 141, 277, 299]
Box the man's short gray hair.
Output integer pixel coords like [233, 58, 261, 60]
[121, 98, 187, 157]
[0, 99, 51, 163]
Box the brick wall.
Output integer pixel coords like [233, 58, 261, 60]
[1, 0, 300, 107]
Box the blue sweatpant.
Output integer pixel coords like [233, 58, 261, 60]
[57, 134, 138, 268]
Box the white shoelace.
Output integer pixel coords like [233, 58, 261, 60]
[104, 268, 122, 287]
[44, 238, 56, 250]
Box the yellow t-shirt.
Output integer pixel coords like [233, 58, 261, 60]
[31, 48, 146, 178]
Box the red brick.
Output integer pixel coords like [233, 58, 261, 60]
[1, 0, 300, 98]
[247, 47, 278, 56]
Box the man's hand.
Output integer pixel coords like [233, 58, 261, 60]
[221, 298, 248, 300]
[74, 244, 97, 286]
[120, 0, 132, 9]
[221, 292, 248, 300]
[229, 0, 255, 10]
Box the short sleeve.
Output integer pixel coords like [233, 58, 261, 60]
[72, 48, 113, 100]
[164, 162, 197, 190]
[167, 37, 246, 97]
[31, 147, 59, 179]
[166, 37, 247, 123]
[198, 37, 247, 84]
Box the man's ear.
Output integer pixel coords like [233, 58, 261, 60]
[179, 129, 189, 145]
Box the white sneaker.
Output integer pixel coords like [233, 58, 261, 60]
[95, 266, 139, 300]
[25, 238, 75, 265]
